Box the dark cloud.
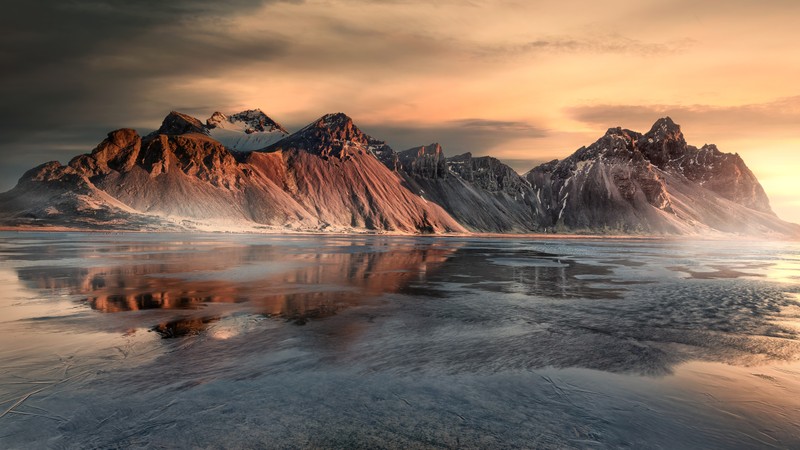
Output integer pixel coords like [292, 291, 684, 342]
[567, 96, 800, 139]
[3, 0, 791, 195]
[0, 126, 115, 191]
[1, 0, 287, 83]
[0, 0, 293, 190]
[0, 0, 472, 191]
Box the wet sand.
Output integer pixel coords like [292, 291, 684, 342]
[1, 232, 799, 448]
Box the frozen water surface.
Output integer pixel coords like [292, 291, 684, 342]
[1, 232, 800, 448]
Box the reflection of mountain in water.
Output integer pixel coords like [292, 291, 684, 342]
[8, 236, 800, 374]
[14, 239, 457, 335]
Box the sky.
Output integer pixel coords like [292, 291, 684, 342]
[2, 0, 799, 222]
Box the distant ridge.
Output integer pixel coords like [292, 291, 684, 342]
[0, 110, 796, 237]
[524, 117, 788, 234]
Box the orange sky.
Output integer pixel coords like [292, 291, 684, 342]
[151, 0, 798, 222]
[3, 0, 798, 222]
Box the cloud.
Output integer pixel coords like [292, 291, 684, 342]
[472, 35, 694, 60]
[0, 1, 299, 187]
[566, 96, 800, 139]
[449, 119, 545, 133]
[0, 0, 467, 155]
[355, 118, 550, 175]
[566, 96, 800, 223]
[356, 116, 567, 175]
[1, 0, 797, 200]
[0, 0, 291, 141]
[357, 118, 546, 155]
[0, 0, 301, 191]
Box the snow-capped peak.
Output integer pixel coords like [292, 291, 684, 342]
[205, 109, 289, 151]
[316, 112, 353, 129]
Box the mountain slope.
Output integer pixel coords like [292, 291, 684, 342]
[525, 118, 797, 235]
[376, 143, 545, 232]
[0, 111, 465, 233]
[637, 117, 772, 213]
[1, 122, 321, 231]
[206, 109, 289, 151]
[79, 129, 318, 229]
[0, 159, 174, 230]
[0, 111, 795, 236]
[255, 114, 466, 233]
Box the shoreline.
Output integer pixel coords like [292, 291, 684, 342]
[1, 225, 793, 242]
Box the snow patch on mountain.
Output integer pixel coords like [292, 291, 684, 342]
[206, 109, 289, 151]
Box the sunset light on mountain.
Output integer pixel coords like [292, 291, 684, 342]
[2, 2, 800, 448]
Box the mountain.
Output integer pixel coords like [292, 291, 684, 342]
[141, 108, 289, 152]
[252, 113, 465, 232]
[3, 122, 319, 231]
[376, 143, 545, 232]
[636, 118, 771, 212]
[0, 111, 796, 237]
[525, 117, 797, 235]
[0, 111, 463, 233]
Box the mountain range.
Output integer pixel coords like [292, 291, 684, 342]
[0, 109, 796, 237]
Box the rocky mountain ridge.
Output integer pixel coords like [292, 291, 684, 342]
[0, 110, 796, 237]
[523, 118, 786, 234]
[374, 143, 545, 232]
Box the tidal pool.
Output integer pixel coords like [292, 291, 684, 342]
[1, 232, 799, 448]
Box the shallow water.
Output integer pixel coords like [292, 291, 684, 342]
[1, 232, 799, 448]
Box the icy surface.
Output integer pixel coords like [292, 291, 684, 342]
[1, 233, 800, 448]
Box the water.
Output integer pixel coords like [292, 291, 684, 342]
[1, 232, 799, 448]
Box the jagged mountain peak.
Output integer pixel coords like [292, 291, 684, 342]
[301, 112, 363, 139]
[308, 112, 367, 142]
[77, 128, 142, 174]
[233, 109, 287, 134]
[445, 152, 532, 195]
[154, 111, 207, 136]
[700, 143, 721, 154]
[316, 112, 354, 127]
[103, 128, 140, 148]
[603, 126, 641, 140]
[206, 111, 229, 129]
[266, 112, 372, 159]
[572, 126, 642, 165]
[651, 116, 679, 130]
[375, 145, 542, 232]
[526, 116, 777, 231]
[207, 111, 227, 125]
[396, 143, 447, 179]
[204, 109, 289, 151]
[645, 116, 685, 145]
[399, 143, 443, 158]
[207, 109, 289, 135]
